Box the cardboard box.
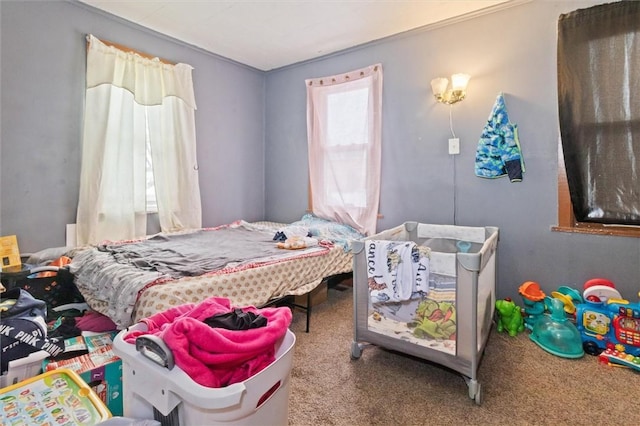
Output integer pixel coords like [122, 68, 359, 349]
[294, 281, 328, 308]
[43, 331, 123, 416]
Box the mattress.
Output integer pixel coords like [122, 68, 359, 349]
[70, 216, 362, 328]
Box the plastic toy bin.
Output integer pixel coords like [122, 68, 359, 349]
[112, 325, 296, 426]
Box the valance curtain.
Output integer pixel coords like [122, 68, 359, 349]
[76, 35, 202, 245]
[558, 2, 640, 225]
[306, 64, 382, 236]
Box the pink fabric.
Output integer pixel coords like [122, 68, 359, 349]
[123, 297, 292, 388]
[76, 310, 118, 332]
[306, 63, 383, 236]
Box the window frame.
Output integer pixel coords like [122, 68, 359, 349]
[554, 3, 640, 238]
[554, 141, 640, 238]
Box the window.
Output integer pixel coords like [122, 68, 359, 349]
[555, 2, 640, 237]
[145, 127, 157, 213]
[324, 85, 370, 208]
[76, 35, 202, 245]
[306, 64, 383, 236]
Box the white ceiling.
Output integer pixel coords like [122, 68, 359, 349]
[79, 0, 511, 71]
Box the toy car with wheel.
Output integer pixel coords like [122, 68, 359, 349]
[575, 297, 640, 357]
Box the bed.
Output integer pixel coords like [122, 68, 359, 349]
[68, 215, 363, 330]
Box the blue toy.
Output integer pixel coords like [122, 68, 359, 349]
[575, 298, 640, 357]
[529, 297, 584, 359]
[456, 240, 472, 253]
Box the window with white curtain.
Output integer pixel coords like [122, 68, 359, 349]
[306, 64, 383, 236]
[76, 35, 202, 245]
[145, 136, 157, 213]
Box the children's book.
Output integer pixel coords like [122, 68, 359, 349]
[0, 234, 21, 271]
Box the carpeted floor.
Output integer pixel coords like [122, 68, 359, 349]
[286, 283, 639, 426]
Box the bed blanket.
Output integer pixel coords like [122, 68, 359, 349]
[70, 222, 327, 328]
[101, 225, 288, 279]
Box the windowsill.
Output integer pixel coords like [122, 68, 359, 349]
[556, 142, 639, 239]
[305, 208, 384, 219]
[552, 225, 640, 238]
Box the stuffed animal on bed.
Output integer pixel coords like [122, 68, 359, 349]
[495, 298, 525, 337]
[276, 236, 318, 250]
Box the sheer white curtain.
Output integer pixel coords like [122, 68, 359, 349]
[76, 35, 201, 245]
[306, 64, 382, 235]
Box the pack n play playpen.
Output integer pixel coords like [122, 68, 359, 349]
[351, 222, 499, 404]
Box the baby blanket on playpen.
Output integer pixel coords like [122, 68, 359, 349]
[366, 240, 431, 303]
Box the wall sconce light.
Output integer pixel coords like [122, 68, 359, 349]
[431, 73, 471, 105]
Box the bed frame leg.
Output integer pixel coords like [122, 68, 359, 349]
[305, 292, 311, 333]
[281, 293, 312, 333]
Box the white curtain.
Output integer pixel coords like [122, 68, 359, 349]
[306, 64, 382, 235]
[76, 35, 201, 245]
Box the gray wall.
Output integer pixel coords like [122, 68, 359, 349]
[264, 0, 640, 300]
[1, 0, 638, 301]
[0, 0, 266, 252]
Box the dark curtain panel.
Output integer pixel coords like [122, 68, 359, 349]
[558, 1, 640, 225]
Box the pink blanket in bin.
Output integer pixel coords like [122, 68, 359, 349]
[123, 297, 292, 388]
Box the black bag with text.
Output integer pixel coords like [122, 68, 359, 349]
[1, 266, 85, 319]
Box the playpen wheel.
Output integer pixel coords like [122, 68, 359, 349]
[473, 383, 482, 405]
[466, 379, 482, 405]
[350, 341, 362, 359]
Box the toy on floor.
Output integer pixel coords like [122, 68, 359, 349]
[598, 347, 640, 372]
[550, 285, 584, 317]
[0, 369, 110, 425]
[575, 294, 640, 357]
[519, 281, 546, 331]
[495, 298, 524, 336]
[556, 285, 583, 304]
[529, 297, 584, 359]
[582, 278, 621, 303]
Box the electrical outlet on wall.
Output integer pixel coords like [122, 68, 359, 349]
[448, 138, 460, 155]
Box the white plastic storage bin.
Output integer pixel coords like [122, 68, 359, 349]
[351, 222, 498, 404]
[0, 350, 49, 388]
[112, 324, 296, 425]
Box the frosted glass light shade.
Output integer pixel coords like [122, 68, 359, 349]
[431, 78, 449, 97]
[431, 73, 470, 104]
[451, 73, 471, 91]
